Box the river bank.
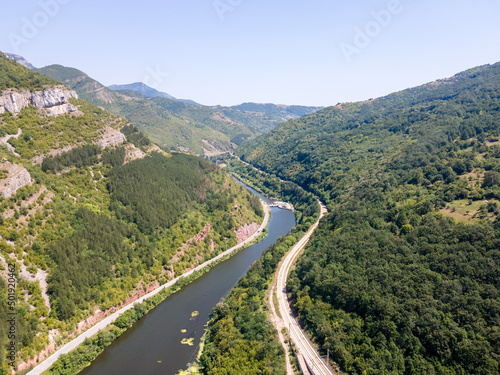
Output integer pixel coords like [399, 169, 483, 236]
[27, 198, 271, 375]
[77, 187, 295, 375]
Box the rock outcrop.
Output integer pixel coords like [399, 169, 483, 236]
[235, 222, 260, 244]
[96, 127, 126, 149]
[125, 144, 146, 163]
[0, 161, 32, 198]
[0, 86, 78, 116]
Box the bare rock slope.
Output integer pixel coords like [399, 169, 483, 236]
[0, 86, 78, 116]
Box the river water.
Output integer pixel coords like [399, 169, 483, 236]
[79, 182, 296, 375]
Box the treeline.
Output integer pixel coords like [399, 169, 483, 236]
[41, 145, 101, 173]
[41, 142, 127, 173]
[101, 146, 125, 167]
[237, 62, 500, 373]
[120, 124, 151, 149]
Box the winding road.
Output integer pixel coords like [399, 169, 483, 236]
[26, 201, 270, 375]
[273, 200, 334, 375]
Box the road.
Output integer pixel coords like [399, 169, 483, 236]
[26, 201, 270, 375]
[274, 200, 334, 375]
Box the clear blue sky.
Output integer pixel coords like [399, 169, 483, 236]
[1, 0, 500, 106]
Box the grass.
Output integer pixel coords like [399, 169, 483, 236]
[440, 198, 499, 222]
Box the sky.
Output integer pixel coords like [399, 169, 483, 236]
[1, 0, 500, 107]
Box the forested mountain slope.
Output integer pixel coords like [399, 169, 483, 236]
[237, 62, 500, 374]
[0, 52, 263, 374]
[35, 64, 321, 155]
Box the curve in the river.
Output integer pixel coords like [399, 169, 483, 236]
[69, 182, 296, 375]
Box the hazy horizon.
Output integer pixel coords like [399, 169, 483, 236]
[1, 0, 500, 107]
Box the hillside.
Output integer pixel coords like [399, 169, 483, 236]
[108, 82, 198, 104]
[35, 64, 321, 155]
[236, 63, 500, 374]
[108, 82, 177, 99]
[0, 52, 264, 374]
[4, 53, 36, 70]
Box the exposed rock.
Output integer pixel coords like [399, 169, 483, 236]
[147, 143, 169, 156]
[168, 224, 211, 267]
[5, 53, 36, 70]
[0, 86, 78, 116]
[235, 222, 259, 244]
[125, 143, 146, 163]
[0, 161, 31, 198]
[0, 128, 22, 156]
[96, 127, 126, 148]
[18, 255, 51, 312]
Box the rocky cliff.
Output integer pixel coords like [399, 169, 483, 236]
[0, 160, 32, 198]
[0, 86, 78, 116]
[96, 127, 126, 148]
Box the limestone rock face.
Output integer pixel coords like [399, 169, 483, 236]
[0, 90, 31, 114]
[0, 161, 32, 198]
[0, 87, 78, 116]
[96, 127, 126, 149]
[31, 88, 78, 116]
[125, 144, 146, 163]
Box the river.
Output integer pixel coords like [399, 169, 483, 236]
[79, 182, 296, 375]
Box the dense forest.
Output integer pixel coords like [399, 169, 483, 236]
[0, 55, 263, 374]
[237, 62, 500, 374]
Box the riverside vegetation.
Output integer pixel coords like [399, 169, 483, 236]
[199, 157, 320, 375]
[0, 53, 263, 374]
[236, 62, 500, 374]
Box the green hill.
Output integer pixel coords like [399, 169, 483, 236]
[0, 53, 59, 92]
[36, 64, 321, 155]
[108, 82, 179, 100]
[0, 52, 263, 373]
[236, 63, 500, 374]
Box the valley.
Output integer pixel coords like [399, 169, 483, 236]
[28, 60, 322, 156]
[0, 41, 499, 375]
[0, 52, 267, 375]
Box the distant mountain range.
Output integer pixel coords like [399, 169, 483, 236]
[108, 82, 199, 105]
[3, 54, 323, 155]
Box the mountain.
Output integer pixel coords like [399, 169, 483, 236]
[0, 51, 264, 374]
[236, 63, 500, 374]
[231, 102, 324, 122]
[35, 63, 322, 155]
[108, 82, 177, 99]
[36, 64, 118, 104]
[4, 52, 36, 70]
[108, 82, 199, 104]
